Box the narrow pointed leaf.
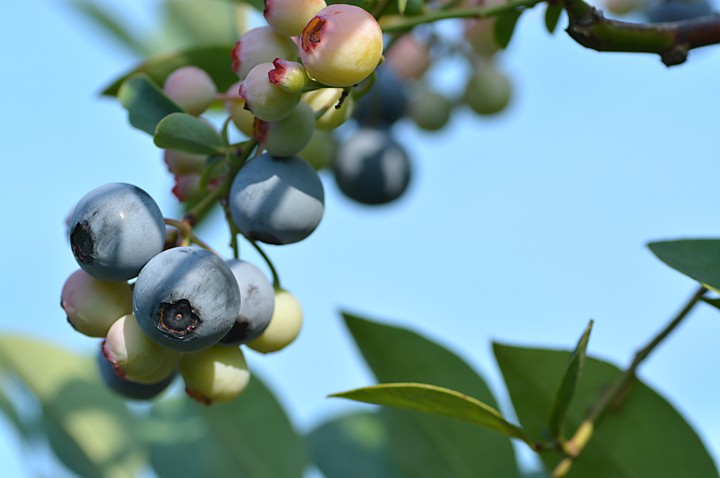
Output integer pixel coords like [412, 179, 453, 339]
[0, 336, 143, 478]
[69, 0, 150, 56]
[154, 112, 224, 154]
[306, 412, 399, 478]
[544, 3, 563, 34]
[397, 0, 408, 14]
[147, 374, 307, 478]
[332, 382, 532, 443]
[701, 297, 720, 311]
[342, 312, 520, 478]
[224, 0, 265, 11]
[494, 11, 522, 49]
[494, 343, 719, 477]
[648, 239, 720, 291]
[102, 45, 237, 96]
[548, 320, 593, 439]
[118, 74, 182, 135]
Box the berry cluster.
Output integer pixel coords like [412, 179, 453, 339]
[62, 0, 520, 404]
[62, 183, 305, 404]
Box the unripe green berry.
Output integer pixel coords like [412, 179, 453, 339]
[254, 102, 316, 157]
[102, 314, 181, 385]
[231, 27, 298, 81]
[464, 65, 512, 116]
[224, 82, 256, 137]
[298, 129, 336, 170]
[268, 59, 309, 93]
[409, 88, 453, 131]
[240, 62, 302, 121]
[247, 290, 303, 353]
[180, 346, 251, 405]
[303, 87, 354, 130]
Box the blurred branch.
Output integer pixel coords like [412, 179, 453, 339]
[561, 0, 720, 66]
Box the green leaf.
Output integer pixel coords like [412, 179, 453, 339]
[223, 0, 265, 11]
[494, 344, 719, 477]
[648, 239, 720, 291]
[397, 0, 408, 14]
[147, 374, 307, 478]
[494, 11, 522, 49]
[547, 320, 592, 440]
[306, 412, 399, 478]
[544, 3, 563, 34]
[0, 336, 144, 478]
[163, 0, 241, 47]
[342, 312, 520, 478]
[332, 382, 532, 443]
[701, 297, 720, 311]
[154, 113, 224, 154]
[102, 45, 237, 97]
[118, 74, 183, 135]
[68, 0, 149, 56]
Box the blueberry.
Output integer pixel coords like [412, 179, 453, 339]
[229, 154, 325, 245]
[61, 269, 133, 338]
[69, 183, 166, 282]
[133, 246, 241, 352]
[220, 259, 275, 345]
[645, 0, 712, 22]
[333, 127, 412, 205]
[97, 346, 176, 401]
[180, 346, 251, 405]
[354, 67, 408, 127]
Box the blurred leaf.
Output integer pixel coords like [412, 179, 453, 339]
[163, 0, 241, 48]
[68, 0, 149, 56]
[0, 336, 144, 478]
[544, 3, 563, 34]
[154, 113, 224, 154]
[343, 312, 520, 478]
[332, 382, 532, 443]
[547, 320, 592, 440]
[103, 45, 237, 97]
[494, 344, 719, 477]
[224, 0, 265, 11]
[118, 74, 183, 135]
[397, 0, 408, 14]
[494, 11, 522, 49]
[306, 412, 399, 478]
[0, 382, 23, 435]
[648, 239, 720, 291]
[147, 374, 307, 478]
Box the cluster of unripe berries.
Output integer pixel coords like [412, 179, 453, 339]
[62, 183, 305, 404]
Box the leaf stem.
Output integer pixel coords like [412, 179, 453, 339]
[552, 284, 708, 476]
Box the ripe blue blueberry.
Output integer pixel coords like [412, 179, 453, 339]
[97, 347, 176, 401]
[133, 246, 241, 352]
[333, 127, 412, 205]
[220, 259, 275, 345]
[69, 183, 166, 281]
[645, 0, 712, 22]
[354, 67, 408, 127]
[229, 154, 325, 244]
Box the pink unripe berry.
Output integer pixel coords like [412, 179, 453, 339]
[264, 0, 327, 36]
[61, 269, 133, 338]
[163, 66, 217, 116]
[240, 62, 302, 121]
[163, 149, 206, 175]
[231, 26, 298, 80]
[384, 33, 431, 82]
[300, 4, 383, 87]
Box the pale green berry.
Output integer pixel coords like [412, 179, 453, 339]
[240, 62, 301, 121]
[465, 65, 512, 116]
[248, 290, 303, 353]
[180, 346, 251, 405]
[303, 87, 354, 130]
[254, 102, 316, 157]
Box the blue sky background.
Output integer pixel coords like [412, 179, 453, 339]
[2, 0, 720, 476]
